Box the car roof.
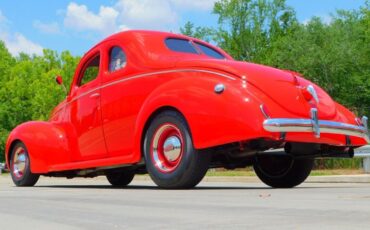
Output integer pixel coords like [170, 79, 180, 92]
[84, 30, 191, 55]
[82, 30, 232, 66]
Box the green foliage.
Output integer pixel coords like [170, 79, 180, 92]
[180, 21, 214, 42]
[315, 158, 362, 170]
[212, 0, 297, 62]
[0, 46, 80, 162]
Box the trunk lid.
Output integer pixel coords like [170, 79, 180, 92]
[176, 59, 336, 118]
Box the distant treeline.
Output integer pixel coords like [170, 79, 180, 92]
[0, 0, 369, 168]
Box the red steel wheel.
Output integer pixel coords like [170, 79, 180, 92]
[150, 123, 184, 173]
[10, 142, 39, 187]
[144, 110, 210, 189]
[12, 146, 27, 179]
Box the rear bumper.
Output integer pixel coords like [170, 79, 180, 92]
[263, 116, 369, 144]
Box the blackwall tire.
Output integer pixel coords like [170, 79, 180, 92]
[10, 142, 40, 187]
[144, 111, 210, 189]
[106, 170, 135, 187]
[253, 154, 314, 188]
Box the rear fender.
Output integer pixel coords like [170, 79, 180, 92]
[6, 121, 70, 173]
[133, 73, 265, 160]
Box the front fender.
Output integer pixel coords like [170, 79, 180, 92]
[133, 72, 266, 158]
[6, 121, 70, 173]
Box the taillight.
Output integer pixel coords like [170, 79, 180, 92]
[301, 87, 313, 101]
[355, 117, 363, 126]
[300, 85, 319, 104]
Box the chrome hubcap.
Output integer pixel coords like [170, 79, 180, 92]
[151, 123, 184, 173]
[163, 136, 182, 162]
[12, 147, 27, 179]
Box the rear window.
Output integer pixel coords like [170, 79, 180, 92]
[195, 42, 225, 59]
[165, 38, 198, 54]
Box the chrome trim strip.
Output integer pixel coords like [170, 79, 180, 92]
[263, 118, 370, 143]
[310, 108, 319, 138]
[71, 69, 235, 103]
[259, 104, 270, 119]
[53, 69, 236, 114]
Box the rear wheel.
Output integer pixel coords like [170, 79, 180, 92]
[10, 142, 40, 187]
[144, 111, 210, 189]
[106, 170, 135, 187]
[253, 154, 314, 188]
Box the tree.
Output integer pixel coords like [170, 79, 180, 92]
[180, 21, 214, 42]
[212, 0, 297, 62]
[0, 47, 80, 162]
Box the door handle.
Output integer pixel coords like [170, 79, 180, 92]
[89, 93, 100, 99]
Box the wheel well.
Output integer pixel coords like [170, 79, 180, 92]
[7, 139, 21, 166]
[140, 106, 187, 158]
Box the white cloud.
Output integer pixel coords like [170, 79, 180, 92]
[115, 0, 178, 30]
[0, 33, 43, 56]
[0, 11, 43, 56]
[169, 0, 217, 10]
[0, 10, 6, 23]
[117, 24, 130, 32]
[320, 15, 333, 25]
[303, 14, 332, 25]
[62, 0, 217, 36]
[33, 21, 61, 34]
[64, 2, 119, 35]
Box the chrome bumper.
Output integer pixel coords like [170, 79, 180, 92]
[263, 115, 370, 144]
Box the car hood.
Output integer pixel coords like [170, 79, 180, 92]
[176, 59, 337, 118]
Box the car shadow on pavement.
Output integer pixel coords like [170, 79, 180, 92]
[35, 185, 266, 190]
[33, 184, 356, 190]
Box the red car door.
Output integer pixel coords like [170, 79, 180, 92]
[99, 42, 138, 160]
[67, 50, 108, 161]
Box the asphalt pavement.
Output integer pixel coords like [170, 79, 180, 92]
[1, 174, 370, 230]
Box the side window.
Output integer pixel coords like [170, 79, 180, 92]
[79, 54, 100, 86]
[195, 42, 225, 59]
[165, 38, 198, 54]
[109, 46, 127, 72]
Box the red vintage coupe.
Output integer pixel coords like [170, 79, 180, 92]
[5, 30, 369, 188]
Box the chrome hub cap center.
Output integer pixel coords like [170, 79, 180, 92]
[151, 123, 184, 173]
[163, 136, 182, 162]
[13, 148, 27, 178]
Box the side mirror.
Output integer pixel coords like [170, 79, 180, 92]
[55, 75, 67, 95]
[55, 75, 63, 85]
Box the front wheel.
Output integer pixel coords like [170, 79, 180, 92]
[144, 111, 210, 189]
[253, 154, 314, 188]
[10, 142, 40, 187]
[106, 170, 135, 187]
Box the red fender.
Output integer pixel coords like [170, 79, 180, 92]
[132, 72, 266, 160]
[6, 121, 70, 173]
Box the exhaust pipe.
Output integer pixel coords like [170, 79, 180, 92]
[320, 146, 354, 158]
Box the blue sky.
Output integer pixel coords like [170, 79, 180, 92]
[0, 0, 366, 56]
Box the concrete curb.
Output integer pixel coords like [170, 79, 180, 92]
[305, 174, 370, 183]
